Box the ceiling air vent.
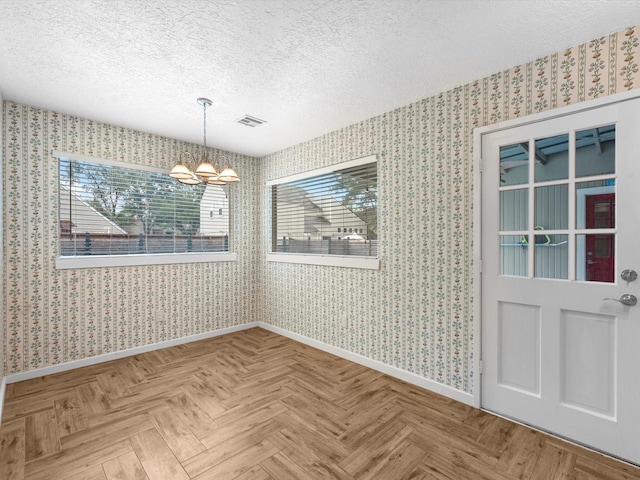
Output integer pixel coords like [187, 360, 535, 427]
[236, 115, 267, 127]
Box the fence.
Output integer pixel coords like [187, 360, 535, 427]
[275, 238, 378, 256]
[60, 233, 229, 256]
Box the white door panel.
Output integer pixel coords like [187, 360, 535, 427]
[481, 95, 640, 465]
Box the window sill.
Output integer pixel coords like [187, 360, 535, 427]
[266, 253, 380, 270]
[55, 252, 238, 270]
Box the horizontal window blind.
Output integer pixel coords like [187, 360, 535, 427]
[58, 157, 229, 257]
[272, 159, 377, 257]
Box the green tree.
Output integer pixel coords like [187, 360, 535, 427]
[172, 183, 205, 236]
[332, 169, 378, 239]
[60, 160, 205, 236]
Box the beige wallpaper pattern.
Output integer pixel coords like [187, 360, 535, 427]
[259, 26, 640, 394]
[3, 25, 639, 397]
[3, 106, 260, 375]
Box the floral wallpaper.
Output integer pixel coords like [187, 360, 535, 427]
[0, 88, 3, 380]
[259, 25, 640, 395]
[2, 105, 261, 376]
[3, 25, 640, 398]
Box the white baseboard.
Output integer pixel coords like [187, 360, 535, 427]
[0, 321, 259, 424]
[0, 320, 474, 425]
[258, 323, 474, 406]
[3, 322, 258, 386]
[0, 377, 6, 425]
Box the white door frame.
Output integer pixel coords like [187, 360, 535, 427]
[471, 88, 640, 409]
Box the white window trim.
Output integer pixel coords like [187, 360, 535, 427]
[266, 154, 377, 186]
[53, 150, 237, 269]
[53, 150, 166, 172]
[267, 154, 380, 270]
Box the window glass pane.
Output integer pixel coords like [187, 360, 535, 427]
[535, 184, 568, 230]
[501, 235, 528, 276]
[576, 125, 615, 177]
[591, 197, 615, 228]
[59, 158, 229, 256]
[500, 189, 528, 231]
[500, 143, 528, 186]
[576, 234, 615, 283]
[535, 134, 568, 182]
[535, 234, 568, 279]
[272, 160, 377, 257]
[575, 181, 615, 229]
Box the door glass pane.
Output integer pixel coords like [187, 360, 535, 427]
[576, 125, 615, 178]
[535, 134, 569, 182]
[535, 184, 568, 230]
[576, 234, 615, 283]
[535, 234, 568, 279]
[501, 235, 528, 276]
[500, 143, 528, 186]
[500, 189, 528, 231]
[575, 182, 615, 230]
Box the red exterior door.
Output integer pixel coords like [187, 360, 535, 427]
[585, 193, 615, 282]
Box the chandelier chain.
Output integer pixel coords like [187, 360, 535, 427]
[203, 101, 207, 148]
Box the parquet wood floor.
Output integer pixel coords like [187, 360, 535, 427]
[1, 327, 638, 479]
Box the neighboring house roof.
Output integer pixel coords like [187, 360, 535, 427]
[59, 186, 128, 235]
[306, 193, 365, 233]
[276, 184, 366, 234]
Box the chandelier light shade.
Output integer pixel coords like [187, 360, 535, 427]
[218, 165, 240, 182]
[169, 97, 240, 185]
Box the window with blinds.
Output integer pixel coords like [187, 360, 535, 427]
[270, 155, 377, 257]
[58, 155, 230, 259]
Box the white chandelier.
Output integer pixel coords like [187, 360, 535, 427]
[170, 97, 239, 185]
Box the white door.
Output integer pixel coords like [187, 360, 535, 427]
[481, 95, 640, 465]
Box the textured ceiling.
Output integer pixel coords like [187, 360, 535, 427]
[1, 0, 639, 158]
